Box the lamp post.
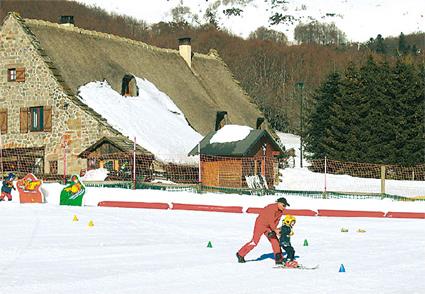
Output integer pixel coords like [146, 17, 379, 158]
[296, 81, 304, 168]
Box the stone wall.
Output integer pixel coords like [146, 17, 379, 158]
[0, 14, 117, 175]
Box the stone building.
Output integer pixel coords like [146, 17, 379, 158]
[0, 12, 269, 177]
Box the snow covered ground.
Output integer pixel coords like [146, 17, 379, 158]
[1, 201, 424, 294]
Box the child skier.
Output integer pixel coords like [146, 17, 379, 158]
[0, 173, 16, 201]
[279, 215, 299, 268]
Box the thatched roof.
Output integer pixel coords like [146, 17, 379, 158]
[18, 16, 265, 135]
[188, 129, 283, 157]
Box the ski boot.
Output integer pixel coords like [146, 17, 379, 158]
[275, 253, 284, 265]
[236, 252, 246, 263]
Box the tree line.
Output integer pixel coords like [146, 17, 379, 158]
[1, 0, 423, 138]
[305, 57, 424, 166]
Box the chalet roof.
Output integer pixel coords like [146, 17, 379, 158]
[78, 136, 151, 158]
[188, 129, 284, 157]
[15, 15, 265, 135]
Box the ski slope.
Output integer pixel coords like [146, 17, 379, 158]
[1, 202, 424, 294]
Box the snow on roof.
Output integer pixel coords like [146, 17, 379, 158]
[209, 125, 253, 144]
[78, 77, 202, 164]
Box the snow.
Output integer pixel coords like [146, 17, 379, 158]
[80, 168, 109, 182]
[77, 78, 202, 164]
[210, 125, 253, 144]
[1, 186, 425, 294]
[74, 0, 424, 43]
[275, 132, 425, 197]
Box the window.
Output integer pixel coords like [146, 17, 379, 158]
[49, 161, 58, 174]
[7, 68, 25, 82]
[7, 68, 16, 81]
[0, 109, 7, 134]
[30, 106, 44, 131]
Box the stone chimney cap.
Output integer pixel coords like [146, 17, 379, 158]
[178, 36, 192, 45]
[59, 15, 74, 25]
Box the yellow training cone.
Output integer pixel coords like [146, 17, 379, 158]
[88, 220, 94, 227]
[73, 215, 79, 222]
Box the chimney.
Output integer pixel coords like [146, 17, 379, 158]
[59, 15, 74, 27]
[256, 117, 265, 129]
[215, 111, 228, 131]
[178, 36, 192, 68]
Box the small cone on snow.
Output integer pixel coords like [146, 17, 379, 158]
[88, 220, 94, 227]
[303, 239, 309, 246]
[341, 227, 348, 232]
[207, 241, 213, 248]
[73, 215, 79, 222]
[357, 229, 366, 233]
[339, 264, 346, 272]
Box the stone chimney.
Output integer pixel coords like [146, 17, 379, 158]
[215, 111, 228, 131]
[59, 16, 74, 27]
[256, 117, 265, 129]
[178, 36, 192, 68]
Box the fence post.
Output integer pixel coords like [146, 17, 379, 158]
[380, 165, 386, 194]
[63, 141, 67, 184]
[133, 137, 136, 190]
[198, 142, 201, 186]
[324, 156, 327, 193]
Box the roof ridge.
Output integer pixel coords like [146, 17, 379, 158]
[23, 18, 217, 60]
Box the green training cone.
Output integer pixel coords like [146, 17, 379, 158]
[303, 239, 309, 246]
[207, 241, 213, 248]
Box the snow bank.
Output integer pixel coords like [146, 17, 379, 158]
[81, 168, 109, 182]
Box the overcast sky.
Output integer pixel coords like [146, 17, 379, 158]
[74, 0, 424, 42]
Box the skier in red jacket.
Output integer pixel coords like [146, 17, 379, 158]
[236, 197, 290, 265]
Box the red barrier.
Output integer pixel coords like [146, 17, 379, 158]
[318, 209, 385, 218]
[246, 207, 263, 214]
[246, 207, 317, 216]
[385, 212, 425, 219]
[98, 201, 169, 210]
[172, 203, 243, 213]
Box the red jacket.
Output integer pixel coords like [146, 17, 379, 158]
[256, 203, 284, 231]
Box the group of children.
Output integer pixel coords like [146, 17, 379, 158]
[0, 173, 16, 201]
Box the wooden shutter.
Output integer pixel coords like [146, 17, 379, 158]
[43, 106, 52, 132]
[20, 107, 29, 133]
[16, 68, 25, 82]
[0, 109, 7, 134]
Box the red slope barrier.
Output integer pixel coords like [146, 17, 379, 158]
[98, 201, 170, 210]
[385, 211, 425, 219]
[246, 207, 317, 216]
[172, 203, 243, 213]
[318, 209, 385, 218]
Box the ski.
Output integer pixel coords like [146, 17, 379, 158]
[274, 264, 319, 270]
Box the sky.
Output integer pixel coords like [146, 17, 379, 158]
[74, 0, 424, 42]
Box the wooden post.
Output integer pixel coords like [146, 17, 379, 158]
[380, 165, 386, 194]
[133, 137, 136, 190]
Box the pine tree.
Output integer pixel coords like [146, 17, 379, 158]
[358, 57, 396, 164]
[323, 63, 362, 161]
[393, 60, 425, 165]
[305, 71, 342, 159]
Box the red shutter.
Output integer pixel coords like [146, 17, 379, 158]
[0, 109, 7, 134]
[43, 106, 52, 132]
[20, 107, 28, 133]
[16, 68, 25, 82]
